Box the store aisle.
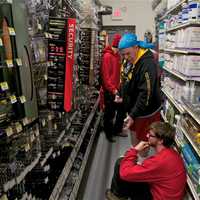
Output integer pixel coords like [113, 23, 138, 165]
[81, 131, 131, 200]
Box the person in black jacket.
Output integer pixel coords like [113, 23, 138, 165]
[118, 33, 161, 143]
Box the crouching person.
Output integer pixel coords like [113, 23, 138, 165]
[106, 122, 186, 200]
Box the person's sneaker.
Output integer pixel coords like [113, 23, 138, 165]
[105, 189, 128, 200]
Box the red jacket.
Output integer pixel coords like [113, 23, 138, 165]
[101, 46, 121, 94]
[120, 148, 186, 200]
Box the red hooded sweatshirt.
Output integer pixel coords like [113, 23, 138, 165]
[101, 46, 121, 94]
[120, 147, 186, 200]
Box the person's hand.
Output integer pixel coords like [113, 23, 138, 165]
[114, 95, 123, 103]
[123, 115, 134, 130]
[134, 141, 149, 152]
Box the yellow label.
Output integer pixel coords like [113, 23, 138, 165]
[6, 127, 13, 137]
[0, 38, 3, 46]
[6, 59, 13, 68]
[10, 95, 17, 104]
[19, 96, 26, 103]
[16, 58, 22, 66]
[25, 143, 31, 152]
[0, 82, 9, 91]
[0, 194, 8, 200]
[8, 27, 16, 36]
[15, 123, 22, 133]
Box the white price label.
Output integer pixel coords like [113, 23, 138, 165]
[8, 27, 16, 36]
[0, 82, 9, 91]
[25, 143, 31, 152]
[22, 117, 28, 126]
[35, 128, 40, 136]
[44, 32, 49, 38]
[19, 96, 26, 103]
[47, 61, 51, 66]
[49, 33, 53, 39]
[6, 59, 13, 68]
[48, 115, 52, 120]
[10, 95, 17, 104]
[15, 123, 22, 133]
[7, 0, 13, 3]
[0, 38, 3, 46]
[42, 119, 46, 127]
[16, 58, 22, 66]
[30, 134, 35, 143]
[38, 23, 42, 30]
[6, 127, 13, 137]
[44, 74, 47, 80]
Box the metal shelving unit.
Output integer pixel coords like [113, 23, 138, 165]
[178, 126, 200, 157]
[161, 88, 185, 113]
[164, 48, 200, 55]
[187, 175, 200, 200]
[159, 0, 186, 21]
[68, 113, 102, 200]
[49, 97, 100, 200]
[166, 21, 200, 32]
[163, 66, 200, 82]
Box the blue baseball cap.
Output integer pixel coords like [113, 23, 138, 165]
[118, 33, 139, 49]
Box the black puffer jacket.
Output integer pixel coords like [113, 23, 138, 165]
[126, 49, 161, 118]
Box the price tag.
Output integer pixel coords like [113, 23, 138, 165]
[35, 128, 40, 137]
[10, 95, 17, 104]
[44, 74, 47, 80]
[15, 123, 22, 133]
[37, 23, 42, 30]
[47, 61, 51, 66]
[0, 38, 3, 46]
[42, 119, 46, 127]
[6, 59, 13, 68]
[0, 82, 9, 91]
[44, 32, 49, 38]
[8, 27, 16, 36]
[25, 143, 31, 152]
[49, 33, 53, 39]
[0, 194, 8, 200]
[19, 96, 26, 104]
[30, 134, 35, 143]
[22, 117, 28, 126]
[7, 0, 13, 3]
[6, 127, 13, 137]
[16, 58, 22, 66]
[48, 115, 52, 120]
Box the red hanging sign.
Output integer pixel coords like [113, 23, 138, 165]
[64, 18, 76, 112]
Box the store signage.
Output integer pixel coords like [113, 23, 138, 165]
[64, 18, 76, 112]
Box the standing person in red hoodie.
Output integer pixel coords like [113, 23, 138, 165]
[101, 33, 122, 142]
[106, 122, 186, 200]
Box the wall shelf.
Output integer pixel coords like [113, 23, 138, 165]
[166, 21, 200, 32]
[164, 48, 200, 55]
[159, 0, 186, 21]
[163, 66, 200, 82]
[178, 126, 200, 157]
[49, 97, 100, 200]
[161, 88, 185, 113]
